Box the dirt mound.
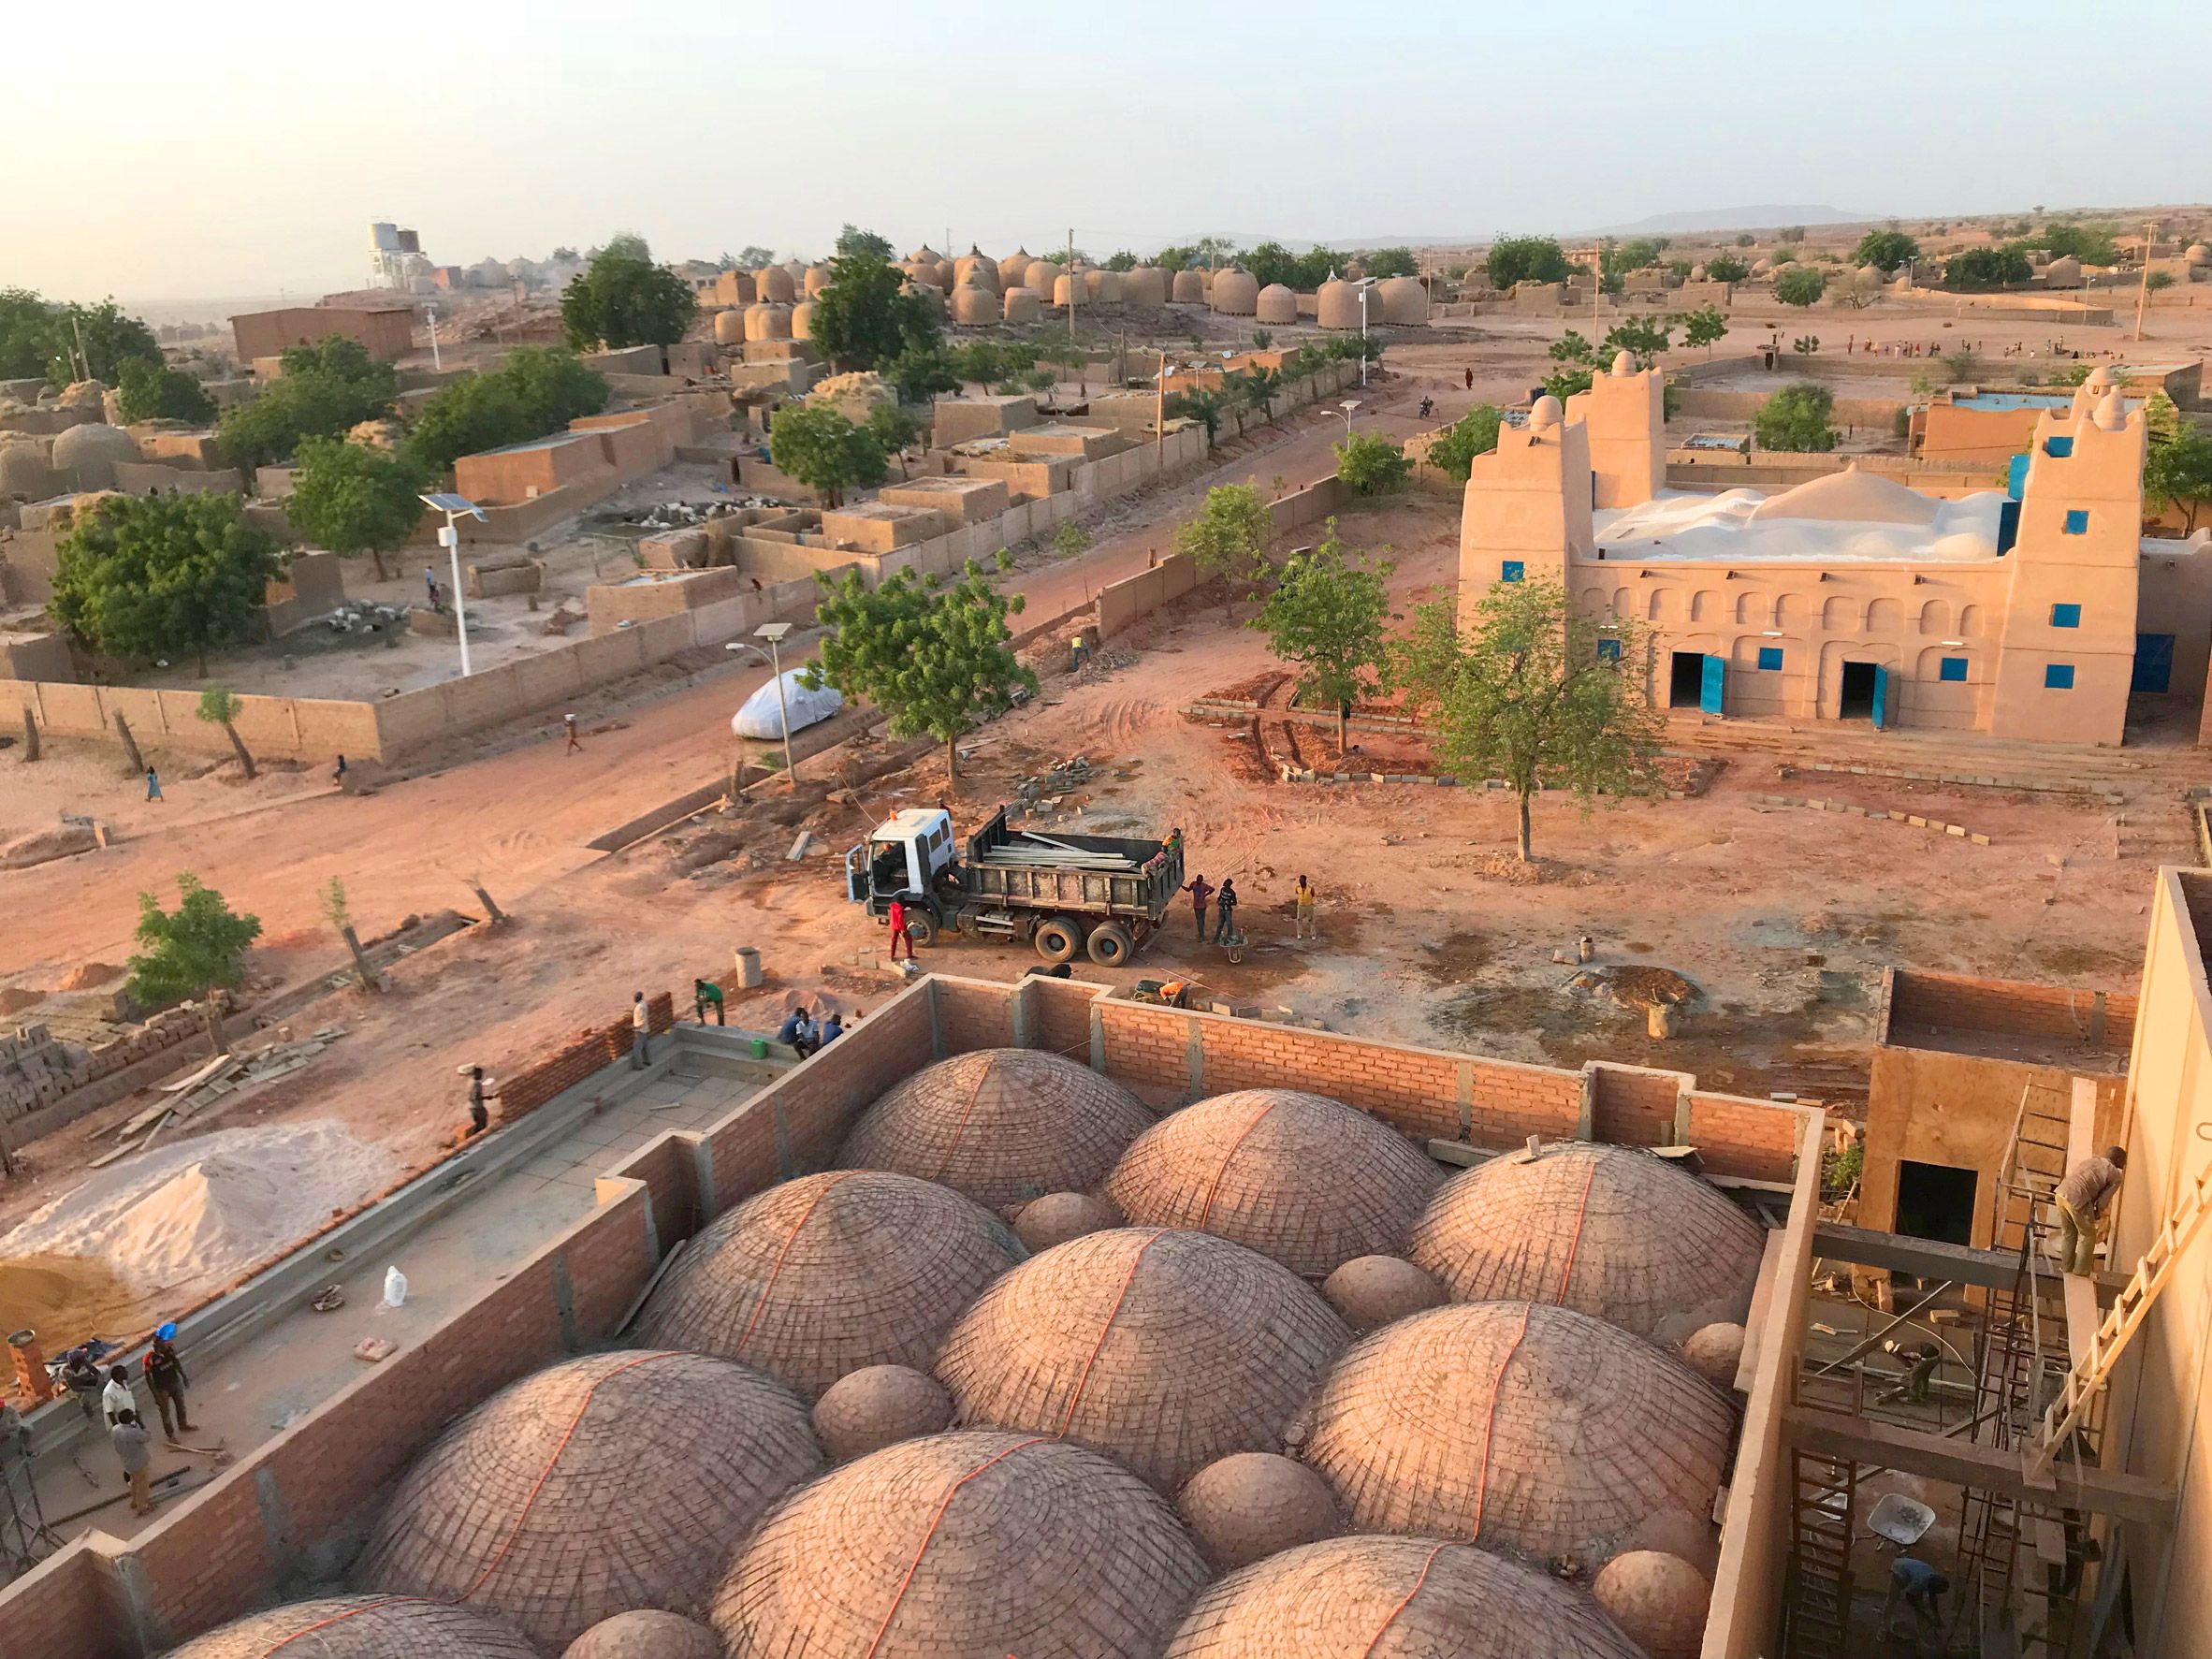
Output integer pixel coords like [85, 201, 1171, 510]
[0, 823, 96, 870]
[0, 986, 43, 1014]
[1597, 965, 1701, 1011]
[58, 960, 124, 991]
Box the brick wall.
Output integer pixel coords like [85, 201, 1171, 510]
[501, 992, 676, 1116]
[1591, 1062, 1684, 1146]
[932, 978, 1017, 1055]
[605, 1131, 699, 1245]
[1687, 1093, 1800, 1184]
[1886, 968, 2135, 1051]
[0, 1551, 122, 1659]
[1196, 1020, 1462, 1142]
[1096, 999, 1192, 1091]
[1029, 976, 1099, 1061]
[1463, 1057, 1584, 1146]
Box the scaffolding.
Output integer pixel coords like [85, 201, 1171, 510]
[0, 1405, 62, 1582]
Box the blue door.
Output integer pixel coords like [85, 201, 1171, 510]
[1871, 665, 1892, 731]
[1699, 654, 1725, 716]
[2133, 633, 2176, 694]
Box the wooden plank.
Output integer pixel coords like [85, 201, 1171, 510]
[2063, 1272, 2100, 1375]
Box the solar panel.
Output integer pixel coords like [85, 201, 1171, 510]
[420, 492, 486, 518]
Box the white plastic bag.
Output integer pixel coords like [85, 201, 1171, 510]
[732, 670, 843, 739]
[382, 1266, 408, 1308]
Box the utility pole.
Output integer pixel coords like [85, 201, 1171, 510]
[1068, 226, 1079, 346]
[2133, 218, 2158, 342]
[1156, 347, 1168, 454]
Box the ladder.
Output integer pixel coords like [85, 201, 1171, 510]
[2030, 1157, 2212, 1475]
[1782, 1448, 1855, 1659]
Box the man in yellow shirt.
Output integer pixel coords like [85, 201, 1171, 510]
[1293, 875, 1317, 941]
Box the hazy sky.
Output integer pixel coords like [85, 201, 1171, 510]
[9, 0, 2205, 302]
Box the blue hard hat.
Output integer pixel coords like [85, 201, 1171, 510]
[155, 1322, 177, 1342]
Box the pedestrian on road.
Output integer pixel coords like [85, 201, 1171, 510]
[1294, 875, 1317, 940]
[1880, 1557, 1948, 1638]
[2056, 1145, 2127, 1276]
[333, 754, 348, 787]
[887, 897, 915, 962]
[630, 991, 652, 1070]
[564, 712, 582, 754]
[425, 566, 439, 609]
[1463, 367, 1474, 390]
[693, 979, 724, 1026]
[1212, 879, 1240, 944]
[103, 1364, 136, 1427]
[111, 1409, 153, 1515]
[1185, 875, 1215, 940]
[145, 766, 162, 802]
[143, 1324, 193, 1440]
[462, 1066, 501, 1137]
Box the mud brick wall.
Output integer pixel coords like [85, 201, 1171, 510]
[1688, 1094, 1800, 1184]
[1096, 997, 1193, 1091]
[1591, 1062, 1685, 1147]
[1029, 976, 1100, 1060]
[605, 1130, 699, 1246]
[501, 992, 677, 1116]
[1886, 968, 2135, 1051]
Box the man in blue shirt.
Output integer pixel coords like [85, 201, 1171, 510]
[1882, 1556, 1947, 1639]
[778, 1006, 812, 1050]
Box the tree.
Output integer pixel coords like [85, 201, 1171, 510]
[1255, 522, 1394, 755]
[1361, 247, 1419, 279]
[404, 347, 606, 476]
[1102, 250, 1139, 271]
[1603, 316, 1673, 370]
[2146, 422, 2212, 533]
[887, 343, 959, 404]
[320, 876, 380, 993]
[835, 224, 895, 261]
[1486, 236, 1570, 289]
[51, 493, 282, 676]
[721, 244, 774, 271]
[1779, 225, 1808, 243]
[195, 685, 257, 779]
[1251, 327, 1273, 351]
[809, 249, 940, 372]
[807, 560, 1036, 782]
[1395, 581, 1662, 860]
[1175, 482, 1273, 594]
[216, 335, 400, 472]
[1053, 521, 1092, 558]
[1942, 349, 1982, 385]
[1681, 305, 1729, 357]
[868, 403, 924, 476]
[1754, 383, 1839, 452]
[125, 874, 261, 1051]
[551, 246, 581, 264]
[1944, 247, 2033, 290]
[1853, 230, 1920, 273]
[285, 436, 429, 579]
[1793, 335, 1821, 357]
[2031, 224, 2120, 266]
[1231, 365, 1281, 429]
[498, 345, 609, 429]
[1168, 385, 1224, 443]
[1334, 431, 1409, 495]
[116, 357, 216, 424]
[2147, 270, 2176, 293]
[951, 342, 1006, 395]
[1774, 267, 1827, 307]
[1705, 255, 1751, 284]
[560, 235, 695, 349]
[1734, 233, 1755, 247]
[769, 402, 886, 505]
[1425, 405, 1504, 483]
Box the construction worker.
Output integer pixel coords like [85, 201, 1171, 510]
[59, 1346, 103, 1423]
[2055, 1145, 2127, 1276]
[1185, 875, 1215, 940]
[110, 1408, 153, 1516]
[817, 1010, 844, 1047]
[887, 897, 914, 962]
[1212, 878, 1240, 944]
[102, 1364, 136, 1427]
[564, 712, 583, 755]
[1881, 1557, 1947, 1638]
[1294, 875, 1317, 941]
[143, 1324, 193, 1440]
[462, 1066, 501, 1137]
[693, 978, 724, 1026]
[779, 1005, 813, 1051]
[1877, 1342, 1941, 1405]
[630, 991, 652, 1070]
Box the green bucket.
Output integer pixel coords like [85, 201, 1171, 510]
[750, 1038, 769, 1059]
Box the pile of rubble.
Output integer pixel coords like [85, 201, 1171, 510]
[316, 602, 411, 637]
[1013, 755, 1094, 808]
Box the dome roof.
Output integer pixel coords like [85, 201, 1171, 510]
[813, 1362, 953, 1461]
[560, 1611, 720, 1659]
[2096, 388, 2128, 430]
[950, 284, 999, 326]
[1023, 258, 1065, 295]
[803, 264, 832, 296]
[1316, 278, 1365, 330]
[902, 280, 945, 314]
[1209, 269, 1259, 315]
[0, 439, 52, 495]
[1002, 287, 1041, 323]
[753, 266, 795, 302]
[51, 421, 138, 488]
[1375, 275, 1428, 325]
[1592, 1552, 1710, 1659]
[1254, 284, 1298, 325]
[935, 1226, 1350, 1491]
[1104, 1090, 1440, 1277]
[1407, 1143, 1764, 1342]
[953, 250, 1001, 293]
[789, 300, 814, 340]
[1681, 1321, 1746, 1389]
[356, 1351, 822, 1649]
[166, 1597, 539, 1659]
[838, 1049, 1154, 1207]
[1123, 267, 1170, 306]
[1084, 269, 1125, 304]
[1320, 1255, 1444, 1332]
[742, 302, 791, 342]
[1171, 269, 1207, 303]
[633, 1169, 1023, 1398]
[1302, 1302, 1736, 1563]
[1014, 1190, 1122, 1251]
[1163, 1536, 1644, 1659]
[712, 1430, 1209, 1659]
[1528, 394, 1563, 430]
[2084, 364, 2115, 390]
[1177, 1452, 1339, 1571]
[2187, 242, 2210, 265]
[1745, 463, 1940, 531]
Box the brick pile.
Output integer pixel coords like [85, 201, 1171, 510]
[1, 1004, 211, 1125]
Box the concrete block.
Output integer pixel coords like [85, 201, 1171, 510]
[1970, 833, 1992, 846]
[1946, 823, 1967, 837]
[1908, 816, 1928, 828]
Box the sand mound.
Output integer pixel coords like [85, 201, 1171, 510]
[58, 961, 124, 991]
[0, 1123, 393, 1302]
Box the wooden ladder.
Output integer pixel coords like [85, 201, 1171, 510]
[1783, 1448, 1856, 1659]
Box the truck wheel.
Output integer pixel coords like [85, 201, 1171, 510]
[1034, 919, 1081, 965]
[1086, 923, 1134, 967]
[905, 911, 937, 948]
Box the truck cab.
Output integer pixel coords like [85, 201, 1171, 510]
[847, 808, 957, 906]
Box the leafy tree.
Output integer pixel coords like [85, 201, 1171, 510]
[1754, 383, 1839, 452]
[2146, 421, 2212, 533]
[720, 245, 774, 270]
[2147, 270, 2176, 293]
[1394, 580, 1662, 860]
[1255, 522, 1395, 754]
[1231, 365, 1281, 429]
[2050, 363, 2091, 386]
[1774, 267, 1827, 307]
[769, 402, 886, 505]
[551, 246, 581, 264]
[116, 357, 216, 424]
[1102, 250, 1139, 271]
[0, 288, 60, 380]
[1425, 405, 1504, 483]
[51, 493, 282, 676]
[1942, 349, 1982, 385]
[1334, 431, 1409, 495]
[403, 347, 606, 476]
[887, 343, 960, 404]
[285, 436, 429, 579]
[1251, 327, 1273, 351]
[1361, 247, 1419, 279]
[810, 249, 941, 372]
[195, 685, 257, 779]
[1793, 334, 1821, 357]
[1175, 481, 1273, 594]
[1243, 241, 1302, 291]
[1734, 233, 1755, 247]
[1853, 230, 1920, 272]
[1053, 521, 1092, 558]
[1681, 305, 1729, 357]
[125, 874, 262, 1049]
[216, 336, 400, 472]
[1943, 247, 2033, 290]
[1779, 224, 1808, 242]
[499, 345, 609, 429]
[835, 224, 895, 261]
[2031, 224, 2120, 266]
[1167, 385, 1224, 443]
[807, 560, 1036, 781]
[1604, 316, 1673, 370]
[1705, 255, 1751, 284]
[560, 235, 695, 349]
[866, 402, 924, 467]
[1486, 236, 1571, 289]
[951, 341, 1006, 394]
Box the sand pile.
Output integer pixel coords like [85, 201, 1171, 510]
[0, 1123, 393, 1318]
[59, 961, 124, 991]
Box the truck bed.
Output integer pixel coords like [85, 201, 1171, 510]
[955, 808, 1180, 921]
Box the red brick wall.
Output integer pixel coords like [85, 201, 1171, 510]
[502, 992, 677, 1116]
[933, 979, 1016, 1055]
[1688, 1093, 1800, 1184]
[0, 1552, 123, 1659]
[607, 1131, 699, 1244]
[1197, 1021, 1462, 1142]
[1591, 1062, 1682, 1146]
[1888, 968, 2135, 1050]
[561, 1185, 657, 1340]
[1031, 977, 1099, 1061]
[129, 1465, 273, 1645]
[1097, 999, 1192, 1090]
[1464, 1057, 1583, 1146]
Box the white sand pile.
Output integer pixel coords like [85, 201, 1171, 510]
[0, 1123, 394, 1299]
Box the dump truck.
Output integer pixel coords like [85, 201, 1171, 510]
[844, 805, 1182, 967]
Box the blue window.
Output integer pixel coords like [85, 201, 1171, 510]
[1756, 647, 1783, 671]
[2045, 435, 2074, 458]
[1501, 560, 1524, 583]
[2063, 509, 2089, 535]
[2045, 663, 2075, 690]
[1939, 656, 1968, 682]
[1596, 637, 1623, 662]
[2051, 604, 2081, 628]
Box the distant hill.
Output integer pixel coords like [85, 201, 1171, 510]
[1583, 206, 1877, 238]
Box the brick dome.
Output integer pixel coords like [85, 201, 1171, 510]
[1103, 1090, 1440, 1277]
[950, 277, 999, 326]
[356, 1351, 822, 1650]
[838, 1049, 1154, 1207]
[1375, 276, 1428, 325]
[812, 1363, 954, 1462]
[1123, 267, 1170, 306]
[1177, 1451, 1338, 1572]
[934, 1226, 1350, 1492]
[1320, 1255, 1444, 1332]
[0, 438, 51, 496]
[1023, 258, 1064, 298]
[1084, 269, 1125, 305]
[1316, 278, 1366, 331]
[712, 1430, 1209, 1659]
[1164, 1537, 1644, 1659]
[712, 310, 745, 346]
[166, 1597, 539, 1659]
[1003, 287, 1041, 324]
[789, 300, 813, 341]
[952, 249, 1000, 294]
[1407, 1142, 1765, 1343]
[1209, 269, 1259, 315]
[560, 1611, 719, 1659]
[902, 279, 944, 314]
[752, 266, 795, 303]
[1592, 1551, 1710, 1659]
[1681, 1321, 1746, 1389]
[1254, 284, 1298, 326]
[1302, 1302, 1736, 1564]
[1171, 269, 1207, 304]
[1014, 1189, 1122, 1250]
[633, 1170, 1024, 1399]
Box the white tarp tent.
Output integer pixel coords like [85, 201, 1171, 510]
[732, 670, 843, 739]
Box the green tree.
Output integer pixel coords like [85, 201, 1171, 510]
[1052, 521, 1092, 558]
[810, 249, 941, 372]
[51, 493, 282, 676]
[1168, 385, 1224, 443]
[807, 560, 1036, 781]
[886, 343, 960, 404]
[1175, 482, 1273, 595]
[403, 347, 605, 476]
[1774, 267, 1827, 307]
[560, 235, 695, 349]
[285, 436, 429, 580]
[867, 403, 924, 476]
[1231, 365, 1281, 429]
[1794, 334, 1821, 357]
[1102, 250, 1139, 271]
[1361, 248, 1419, 279]
[1852, 230, 1920, 273]
[194, 685, 257, 779]
[1251, 327, 1273, 351]
[769, 402, 886, 505]
[1390, 581, 1664, 861]
[1425, 405, 1504, 483]
[952, 341, 1006, 394]
[1705, 255, 1751, 284]
[1486, 236, 1571, 289]
[215, 335, 400, 472]
[1681, 305, 1729, 357]
[1754, 383, 1839, 453]
[497, 345, 609, 429]
[835, 224, 895, 261]
[125, 873, 261, 1049]
[1779, 224, 1808, 242]
[2146, 422, 2212, 533]
[1943, 247, 2033, 290]
[2031, 224, 2120, 266]
[1255, 522, 1394, 755]
[0, 288, 59, 380]
[721, 245, 775, 271]
[1734, 233, 1755, 247]
[1603, 316, 1674, 370]
[37, 298, 162, 386]
[116, 357, 216, 424]
[1942, 349, 1983, 385]
[2147, 270, 2176, 293]
[1334, 431, 1410, 495]
[1244, 241, 1302, 291]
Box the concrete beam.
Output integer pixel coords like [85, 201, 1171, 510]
[1813, 1222, 2126, 1304]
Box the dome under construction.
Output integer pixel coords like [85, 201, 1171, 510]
[164, 1597, 540, 1659]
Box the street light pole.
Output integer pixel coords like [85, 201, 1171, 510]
[419, 492, 486, 677]
[1336, 399, 1361, 443]
[756, 622, 797, 785]
[426, 304, 441, 372]
[1360, 285, 1370, 386]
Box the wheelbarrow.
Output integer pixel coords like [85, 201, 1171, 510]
[1215, 925, 1250, 966]
[1866, 1492, 1936, 1553]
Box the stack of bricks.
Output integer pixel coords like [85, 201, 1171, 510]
[0, 1025, 78, 1122]
[1, 1004, 220, 1126]
[501, 992, 676, 1117]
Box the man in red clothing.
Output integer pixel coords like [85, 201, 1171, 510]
[887, 897, 915, 961]
[1185, 874, 1215, 940]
